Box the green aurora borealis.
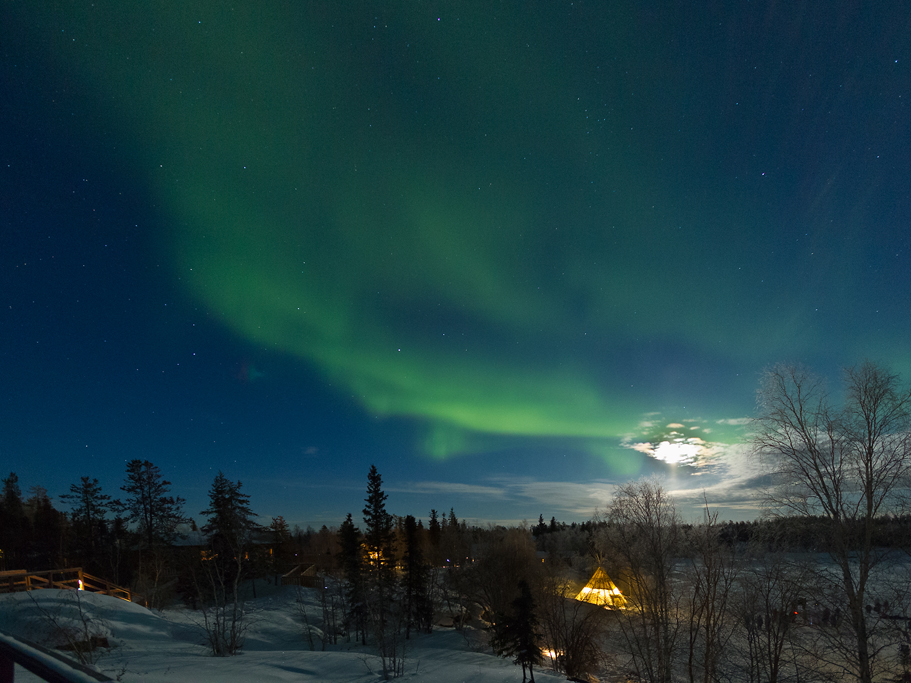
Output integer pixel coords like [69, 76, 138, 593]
[4, 2, 911, 521]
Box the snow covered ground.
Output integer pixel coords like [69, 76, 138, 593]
[0, 587, 564, 683]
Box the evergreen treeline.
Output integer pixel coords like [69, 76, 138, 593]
[531, 512, 911, 552]
[7, 461, 911, 679]
[5, 462, 911, 587]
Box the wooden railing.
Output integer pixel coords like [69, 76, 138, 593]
[0, 569, 144, 607]
[0, 630, 112, 683]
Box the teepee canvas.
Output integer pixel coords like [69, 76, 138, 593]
[575, 567, 626, 609]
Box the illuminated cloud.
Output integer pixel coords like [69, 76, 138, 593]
[621, 413, 752, 472]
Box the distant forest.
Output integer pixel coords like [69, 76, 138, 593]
[4, 463, 911, 583]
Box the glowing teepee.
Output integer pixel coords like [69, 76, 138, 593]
[575, 567, 626, 609]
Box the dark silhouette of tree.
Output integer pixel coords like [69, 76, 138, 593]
[493, 579, 544, 682]
[338, 512, 366, 644]
[441, 507, 468, 566]
[270, 515, 290, 537]
[201, 472, 264, 585]
[427, 509, 442, 565]
[115, 459, 185, 548]
[61, 476, 111, 571]
[733, 550, 808, 683]
[456, 527, 539, 645]
[0, 473, 29, 569]
[601, 478, 682, 683]
[201, 471, 260, 548]
[754, 362, 911, 683]
[684, 504, 738, 683]
[196, 471, 260, 655]
[25, 486, 66, 569]
[363, 465, 396, 600]
[269, 515, 293, 576]
[403, 514, 432, 637]
[538, 565, 608, 681]
[362, 465, 401, 678]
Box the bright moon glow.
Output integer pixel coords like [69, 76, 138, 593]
[653, 440, 702, 465]
[628, 435, 709, 466]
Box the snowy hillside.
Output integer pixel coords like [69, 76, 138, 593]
[0, 588, 564, 683]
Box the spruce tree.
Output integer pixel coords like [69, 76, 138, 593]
[201, 472, 260, 547]
[61, 476, 111, 569]
[364, 465, 395, 589]
[195, 472, 259, 654]
[26, 487, 66, 569]
[337, 512, 366, 644]
[0, 473, 29, 568]
[427, 509, 442, 566]
[116, 460, 185, 548]
[362, 465, 400, 677]
[403, 514, 432, 637]
[493, 579, 544, 683]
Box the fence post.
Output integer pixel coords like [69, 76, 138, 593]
[0, 651, 13, 683]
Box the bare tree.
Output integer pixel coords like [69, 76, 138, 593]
[538, 563, 609, 681]
[732, 550, 809, 683]
[754, 362, 911, 683]
[683, 504, 739, 683]
[600, 478, 683, 683]
[196, 546, 248, 656]
[453, 526, 540, 644]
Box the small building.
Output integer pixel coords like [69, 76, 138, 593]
[575, 567, 626, 609]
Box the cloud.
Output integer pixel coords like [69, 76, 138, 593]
[716, 417, 751, 426]
[482, 477, 617, 519]
[390, 477, 617, 520]
[394, 481, 507, 499]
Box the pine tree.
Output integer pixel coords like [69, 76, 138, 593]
[442, 507, 466, 566]
[492, 579, 544, 683]
[0, 473, 29, 568]
[270, 516, 292, 575]
[270, 515, 290, 538]
[362, 465, 400, 677]
[428, 509, 441, 546]
[196, 472, 262, 654]
[403, 514, 432, 637]
[26, 487, 66, 569]
[364, 465, 395, 589]
[201, 472, 263, 589]
[337, 512, 366, 644]
[427, 509, 442, 566]
[201, 472, 260, 547]
[115, 460, 185, 548]
[61, 476, 111, 568]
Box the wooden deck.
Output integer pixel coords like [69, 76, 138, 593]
[0, 568, 145, 607]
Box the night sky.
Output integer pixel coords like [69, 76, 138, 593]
[3, 2, 910, 528]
